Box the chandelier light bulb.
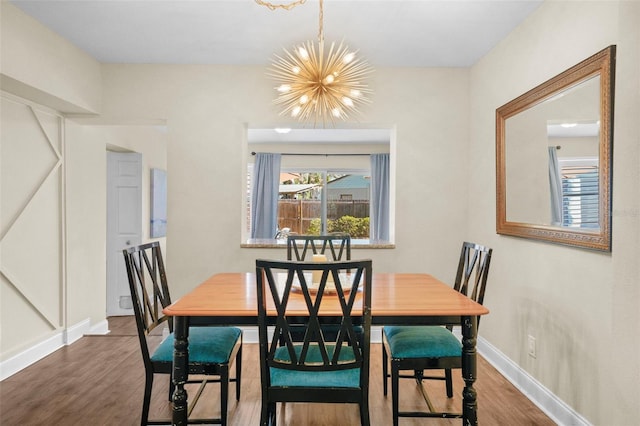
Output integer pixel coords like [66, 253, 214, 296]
[343, 52, 354, 64]
[350, 89, 361, 97]
[292, 106, 301, 117]
[298, 46, 309, 60]
[292, 66, 301, 74]
[342, 97, 353, 107]
[332, 108, 342, 117]
[324, 74, 335, 84]
[277, 84, 291, 93]
[299, 95, 309, 104]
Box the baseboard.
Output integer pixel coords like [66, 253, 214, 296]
[0, 318, 103, 381]
[64, 318, 90, 344]
[477, 336, 591, 426]
[0, 331, 64, 381]
[86, 319, 110, 335]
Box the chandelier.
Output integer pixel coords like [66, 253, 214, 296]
[257, 0, 373, 125]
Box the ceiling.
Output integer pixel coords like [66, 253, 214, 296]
[10, 0, 542, 68]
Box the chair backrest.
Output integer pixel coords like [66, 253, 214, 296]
[453, 241, 493, 308]
[122, 242, 172, 361]
[286, 233, 351, 261]
[255, 259, 372, 377]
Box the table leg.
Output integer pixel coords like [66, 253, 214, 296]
[172, 316, 189, 425]
[461, 315, 478, 426]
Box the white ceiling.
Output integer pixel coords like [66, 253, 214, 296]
[10, 0, 542, 67]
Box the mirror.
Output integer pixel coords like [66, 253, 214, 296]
[496, 45, 615, 251]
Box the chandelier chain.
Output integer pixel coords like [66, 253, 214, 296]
[254, 0, 307, 11]
[318, 0, 324, 43]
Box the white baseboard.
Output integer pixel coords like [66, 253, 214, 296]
[477, 336, 591, 426]
[0, 317, 105, 381]
[0, 331, 64, 381]
[86, 319, 110, 335]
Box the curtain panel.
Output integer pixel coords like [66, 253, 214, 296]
[370, 153, 390, 242]
[548, 146, 563, 227]
[250, 153, 281, 239]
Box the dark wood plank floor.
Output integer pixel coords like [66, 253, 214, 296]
[0, 317, 555, 425]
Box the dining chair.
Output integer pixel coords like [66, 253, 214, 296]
[286, 233, 351, 261]
[123, 242, 242, 426]
[255, 258, 373, 426]
[285, 233, 353, 342]
[382, 241, 492, 425]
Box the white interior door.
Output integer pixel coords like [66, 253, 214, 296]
[106, 151, 142, 316]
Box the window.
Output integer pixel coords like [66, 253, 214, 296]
[278, 170, 370, 239]
[559, 158, 599, 228]
[244, 126, 394, 245]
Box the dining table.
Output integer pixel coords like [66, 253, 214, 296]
[163, 271, 489, 426]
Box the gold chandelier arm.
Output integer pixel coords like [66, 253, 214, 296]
[255, 0, 307, 11]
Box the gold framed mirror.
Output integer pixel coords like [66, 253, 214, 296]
[496, 45, 615, 251]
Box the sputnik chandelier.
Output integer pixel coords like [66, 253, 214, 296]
[256, 0, 373, 125]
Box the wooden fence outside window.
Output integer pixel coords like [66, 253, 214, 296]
[278, 199, 369, 235]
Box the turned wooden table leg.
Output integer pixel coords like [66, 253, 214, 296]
[461, 315, 478, 426]
[172, 316, 189, 425]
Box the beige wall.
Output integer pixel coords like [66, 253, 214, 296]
[1, 4, 165, 362]
[469, 2, 639, 424]
[65, 122, 107, 327]
[65, 123, 167, 327]
[99, 65, 471, 296]
[0, 2, 101, 114]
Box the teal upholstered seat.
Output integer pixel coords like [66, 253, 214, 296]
[383, 326, 462, 359]
[256, 259, 373, 426]
[151, 326, 242, 364]
[382, 242, 492, 426]
[123, 242, 242, 426]
[270, 344, 360, 388]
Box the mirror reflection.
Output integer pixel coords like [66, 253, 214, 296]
[505, 76, 600, 228]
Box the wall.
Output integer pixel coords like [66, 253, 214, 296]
[468, 1, 639, 424]
[0, 2, 101, 114]
[99, 65, 471, 298]
[0, 3, 165, 369]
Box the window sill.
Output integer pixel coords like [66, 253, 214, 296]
[241, 239, 395, 249]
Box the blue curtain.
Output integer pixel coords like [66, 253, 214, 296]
[250, 153, 281, 239]
[548, 146, 563, 226]
[370, 153, 390, 242]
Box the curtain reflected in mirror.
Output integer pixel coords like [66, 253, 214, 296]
[496, 45, 615, 251]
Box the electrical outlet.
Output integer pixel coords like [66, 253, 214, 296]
[527, 335, 536, 358]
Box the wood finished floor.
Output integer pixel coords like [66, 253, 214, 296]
[0, 317, 555, 425]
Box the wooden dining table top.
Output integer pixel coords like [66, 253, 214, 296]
[163, 272, 489, 319]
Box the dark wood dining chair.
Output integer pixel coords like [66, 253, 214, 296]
[286, 233, 351, 261]
[285, 233, 353, 342]
[255, 258, 373, 426]
[381, 241, 493, 425]
[123, 242, 242, 425]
